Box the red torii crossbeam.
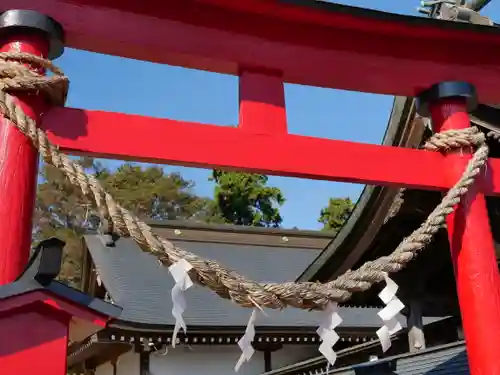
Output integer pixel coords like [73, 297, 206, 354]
[41, 106, 500, 195]
[1, 2, 500, 375]
[4, 0, 500, 101]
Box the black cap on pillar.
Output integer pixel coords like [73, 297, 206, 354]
[0, 9, 64, 59]
[416, 81, 478, 118]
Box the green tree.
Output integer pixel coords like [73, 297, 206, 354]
[318, 197, 355, 232]
[99, 164, 214, 221]
[34, 157, 103, 288]
[209, 170, 285, 227]
[34, 159, 214, 287]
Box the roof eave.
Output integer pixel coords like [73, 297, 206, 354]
[298, 97, 424, 282]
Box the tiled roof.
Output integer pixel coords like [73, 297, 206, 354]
[84, 235, 401, 328]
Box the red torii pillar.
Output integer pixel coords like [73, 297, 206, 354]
[0, 10, 121, 375]
[0, 9, 64, 285]
[417, 82, 500, 374]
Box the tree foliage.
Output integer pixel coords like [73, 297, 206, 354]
[34, 158, 214, 287]
[318, 197, 355, 232]
[99, 164, 214, 222]
[209, 170, 285, 227]
[34, 157, 100, 288]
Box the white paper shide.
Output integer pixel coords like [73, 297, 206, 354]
[169, 258, 194, 347]
[235, 309, 258, 372]
[316, 302, 343, 367]
[376, 273, 405, 352]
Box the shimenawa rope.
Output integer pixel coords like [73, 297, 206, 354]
[0, 52, 491, 310]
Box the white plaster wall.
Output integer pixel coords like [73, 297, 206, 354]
[96, 350, 139, 375]
[271, 345, 319, 369]
[95, 345, 318, 375]
[150, 346, 264, 375]
[150, 345, 318, 375]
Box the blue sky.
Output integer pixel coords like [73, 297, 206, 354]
[53, 0, 498, 230]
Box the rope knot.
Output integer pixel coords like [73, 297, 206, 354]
[0, 52, 68, 106]
[424, 127, 484, 152]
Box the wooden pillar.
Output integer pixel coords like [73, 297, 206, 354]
[406, 299, 426, 353]
[139, 351, 150, 375]
[419, 81, 500, 375]
[0, 10, 63, 285]
[398, 255, 428, 353]
[254, 342, 282, 373]
[264, 350, 272, 372]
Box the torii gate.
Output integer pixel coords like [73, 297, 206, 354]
[1, 2, 500, 375]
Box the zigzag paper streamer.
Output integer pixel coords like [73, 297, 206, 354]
[235, 309, 258, 372]
[169, 258, 194, 348]
[316, 302, 343, 367]
[376, 273, 405, 352]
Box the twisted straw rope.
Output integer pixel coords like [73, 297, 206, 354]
[0, 52, 491, 310]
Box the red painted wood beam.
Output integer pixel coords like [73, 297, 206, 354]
[0, 33, 50, 285]
[40, 107, 500, 195]
[4, 0, 500, 102]
[429, 99, 500, 375]
[239, 70, 287, 135]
